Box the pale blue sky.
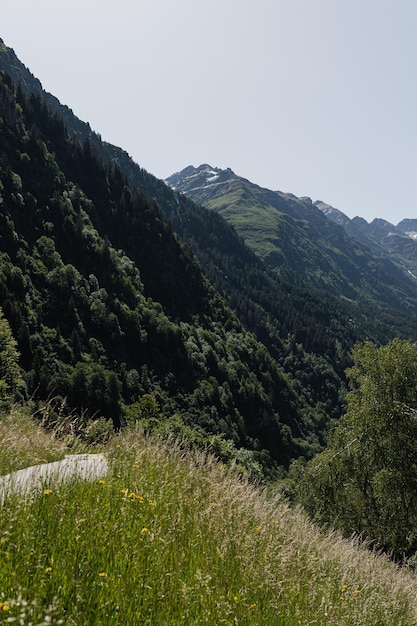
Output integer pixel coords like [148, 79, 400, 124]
[2, 0, 417, 223]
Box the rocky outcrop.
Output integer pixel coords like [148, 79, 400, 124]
[0, 454, 108, 503]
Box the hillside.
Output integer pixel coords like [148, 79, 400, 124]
[0, 39, 364, 465]
[1, 68, 323, 473]
[1, 411, 417, 625]
[2, 37, 417, 476]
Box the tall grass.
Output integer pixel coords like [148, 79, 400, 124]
[0, 407, 75, 475]
[1, 416, 417, 624]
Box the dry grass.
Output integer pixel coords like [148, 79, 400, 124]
[106, 429, 417, 624]
[0, 406, 81, 475]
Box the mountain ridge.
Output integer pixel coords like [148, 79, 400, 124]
[315, 197, 417, 269]
[166, 164, 417, 312]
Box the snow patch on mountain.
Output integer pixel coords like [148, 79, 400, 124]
[165, 164, 237, 195]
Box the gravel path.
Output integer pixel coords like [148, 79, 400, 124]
[0, 454, 108, 503]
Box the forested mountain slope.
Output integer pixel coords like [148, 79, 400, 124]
[2, 38, 415, 347]
[2, 38, 417, 477]
[0, 69, 338, 475]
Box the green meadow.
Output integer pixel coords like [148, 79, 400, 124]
[1, 411, 417, 625]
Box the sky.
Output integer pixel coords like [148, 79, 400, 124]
[2, 0, 417, 224]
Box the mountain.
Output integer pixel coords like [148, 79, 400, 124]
[166, 164, 417, 314]
[0, 39, 362, 435]
[2, 38, 417, 477]
[315, 199, 417, 275]
[397, 219, 417, 238]
[1, 67, 321, 473]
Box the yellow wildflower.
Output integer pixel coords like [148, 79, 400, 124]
[45, 566, 52, 573]
[43, 489, 52, 495]
[141, 527, 148, 534]
[98, 572, 107, 577]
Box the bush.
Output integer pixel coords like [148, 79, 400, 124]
[299, 339, 417, 560]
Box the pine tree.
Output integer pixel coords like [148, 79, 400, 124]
[0, 307, 21, 406]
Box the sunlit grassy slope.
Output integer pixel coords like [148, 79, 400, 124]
[1, 411, 417, 625]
